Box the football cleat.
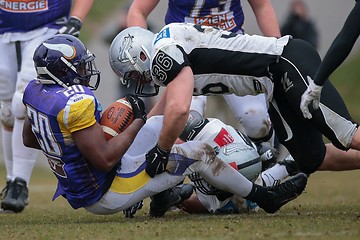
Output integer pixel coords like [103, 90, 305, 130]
[249, 172, 307, 214]
[1, 178, 29, 213]
[149, 184, 194, 217]
[123, 200, 144, 218]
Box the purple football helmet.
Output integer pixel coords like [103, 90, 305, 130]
[33, 34, 100, 90]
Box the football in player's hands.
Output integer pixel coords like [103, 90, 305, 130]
[100, 98, 134, 140]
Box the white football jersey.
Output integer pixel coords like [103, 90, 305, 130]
[150, 23, 290, 102]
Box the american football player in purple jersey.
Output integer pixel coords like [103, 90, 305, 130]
[0, 0, 94, 213]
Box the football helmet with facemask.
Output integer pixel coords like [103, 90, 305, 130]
[109, 26, 157, 97]
[182, 111, 262, 185]
[33, 34, 100, 90]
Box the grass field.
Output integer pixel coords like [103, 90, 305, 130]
[1, 165, 360, 240]
[1, 1, 360, 239]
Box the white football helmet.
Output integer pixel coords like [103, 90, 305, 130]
[217, 140, 262, 182]
[109, 26, 158, 96]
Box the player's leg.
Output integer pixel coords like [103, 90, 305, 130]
[148, 99, 207, 217]
[4, 29, 58, 212]
[84, 170, 186, 215]
[318, 144, 360, 171]
[223, 94, 272, 141]
[270, 38, 360, 173]
[170, 141, 307, 214]
[0, 40, 17, 210]
[84, 116, 193, 216]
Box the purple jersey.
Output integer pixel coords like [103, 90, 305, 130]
[165, 0, 245, 33]
[0, 0, 72, 33]
[23, 80, 116, 209]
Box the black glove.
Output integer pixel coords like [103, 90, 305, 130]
[125, 94, 147, 122]
[145, 144, 170, 178]
[256, 143, 279, 171]
[58, 16, 82, 37]
[123, 200, 144, 218]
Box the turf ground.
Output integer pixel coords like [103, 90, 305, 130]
[1, 2, 360, 239]
[0, 165, 359, 240]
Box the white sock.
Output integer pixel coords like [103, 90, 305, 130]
[12, 118, 38, 185]
[1, 127, 13, 181]
[261, 163, 288, 186]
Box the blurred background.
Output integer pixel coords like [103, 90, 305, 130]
[1, 0, 360, 169]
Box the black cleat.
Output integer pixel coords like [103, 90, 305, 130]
[1, 178, 28, 213]
[150, 184, 194, 217]
[123, 200, 144, 218]
[248, 173, 307, 214]
[278, 156, 300, 176]
[1, 180, 11, 199]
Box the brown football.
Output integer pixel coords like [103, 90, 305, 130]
[100, 98, 134, 140]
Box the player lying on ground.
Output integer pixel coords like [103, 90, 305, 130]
[21, 34, 307, 216]
[174, 110, 300, 214]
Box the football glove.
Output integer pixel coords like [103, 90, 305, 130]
[123, 200, 144, 218]
[300, 76, 323, 119]
[58, 16, 82, 37]
[125, 94, 147, 123]
[145, 144, 170, 178]
[257, 143, 279, 163]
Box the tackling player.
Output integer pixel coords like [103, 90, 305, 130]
[127, 0, 281, 154]
[126, 0, 283, 217]
[109, 23, 360, 185]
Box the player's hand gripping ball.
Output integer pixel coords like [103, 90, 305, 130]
[100, 98, 134, 140]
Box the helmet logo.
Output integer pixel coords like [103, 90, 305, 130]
[43, 43, 76, 60]
[222, 143, 254, 156]
[118, 34, 135, 63]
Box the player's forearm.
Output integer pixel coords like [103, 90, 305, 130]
[249, 0, 281, 37]
[314, 2, 360, 86]
[127, 10, 148, 28]
[147, 90, 167, 118]
[158, 109, 189, 151]
[71, 0, 94, 21]
[109, 119, 145, 160]
[127, 0, 159, 28]
[83, 120, 145, 171]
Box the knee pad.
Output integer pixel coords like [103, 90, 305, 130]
[1, 100, 14, 129]
[12, 90, 27, 119]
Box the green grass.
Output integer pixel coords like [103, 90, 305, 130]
[1, 165, 360, 240]
[331, 51, 360, 121]
[2, 2, 360, 239]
